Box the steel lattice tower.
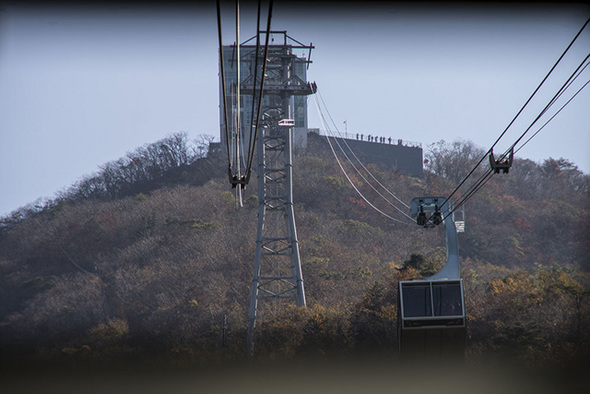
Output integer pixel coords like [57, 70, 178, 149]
[247, 115, 305, 354]
[235, 32, 316, 355]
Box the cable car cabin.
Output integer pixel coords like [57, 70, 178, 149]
[278, 119, 295, 127]
[398, 279, 466, 360]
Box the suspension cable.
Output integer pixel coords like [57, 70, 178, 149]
[312, 95, 417, 226]
[317, 89, 410, 209]
[217, 0, 273, 192]
[529, 56, 590, 126]
[216, 0, 232, 180]
[245, 0, 262, 176]
[516, 77, 590, 155]
[503, 52, 590, 158]
[245, 0, 273, 183]
[314, 91, 414, 221]
[442, 169, 494, 222]
[443, 59, 590, 221]
[442, 16, 590, 208]
[326, 132, 415, 221]
[235, 0, 243, 181]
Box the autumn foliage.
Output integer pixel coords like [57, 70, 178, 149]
[0, 133, 588, 370]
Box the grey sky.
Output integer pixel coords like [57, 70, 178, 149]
[1, 1, 589, 217]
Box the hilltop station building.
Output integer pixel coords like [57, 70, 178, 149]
[217, 31, 423, 178]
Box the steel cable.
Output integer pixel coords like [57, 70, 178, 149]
[216, 0, 233, 180]
[443, 69, 590, 221]
[316, 90, 411, 209]
[245, 0, 273, 183]
[515, 78, 590, 155]
[314, 92, 414, 221]
[442, 17, 590, 209]
[502, 53, 590, 159]
[312, 94, 417, 226]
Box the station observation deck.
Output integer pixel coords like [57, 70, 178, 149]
[309, 129, 424, 178]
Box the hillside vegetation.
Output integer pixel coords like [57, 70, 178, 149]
[1, 132, 589, 370]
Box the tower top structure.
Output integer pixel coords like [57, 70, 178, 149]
[219, 31, 316, 150]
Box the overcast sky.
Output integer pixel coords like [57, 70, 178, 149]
[1, 1, 589, 217]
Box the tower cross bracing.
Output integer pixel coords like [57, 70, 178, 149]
[247, 119, 306, 354]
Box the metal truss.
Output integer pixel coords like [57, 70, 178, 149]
[247, 119, 305, 355]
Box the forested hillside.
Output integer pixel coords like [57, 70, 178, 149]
[1, 131, 588, 371]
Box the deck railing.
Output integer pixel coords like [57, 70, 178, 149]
[309, 128, 422, 148]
